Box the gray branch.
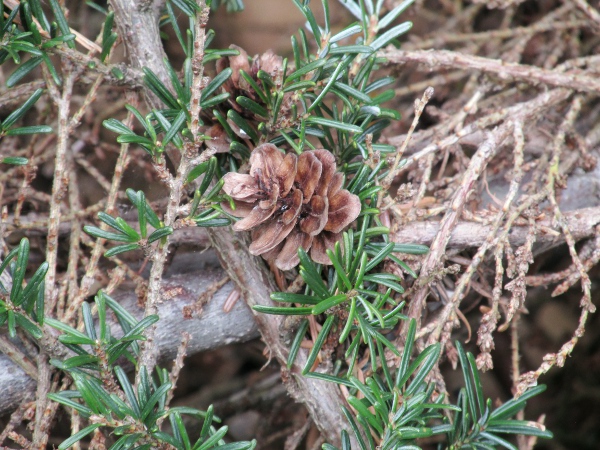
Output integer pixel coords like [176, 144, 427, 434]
[0, 267, 258, 415]
[108, 0, 182, 166]
[207, 227, 351, 447]
[394, 206, 600, 255]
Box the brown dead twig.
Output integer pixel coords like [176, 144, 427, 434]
[381, 1, 599, 391]
[381, 48, 600, 93]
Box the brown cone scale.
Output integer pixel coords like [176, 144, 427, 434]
[222, 144, 361, 270]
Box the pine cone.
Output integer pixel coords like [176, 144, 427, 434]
[210, 45, 293, 145]
[222, 144, 361, 270]
[216, 45, 283, 116]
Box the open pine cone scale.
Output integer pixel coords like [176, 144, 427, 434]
[222, 144, 361, 270]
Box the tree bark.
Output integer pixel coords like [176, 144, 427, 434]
[109, 0, 181, 166]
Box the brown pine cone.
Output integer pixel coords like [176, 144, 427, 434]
[213, 45, 293, 141]
[216, 45, 283, 115]
[222, 144, 362, 270]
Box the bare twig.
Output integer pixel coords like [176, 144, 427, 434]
[31, 65, 77, 449]
[183, 275, 229, 318]
[165, 332, 191, 408]
[397, 88, 572, 170]
[44, 67, 76, 315]
[381, 49, 600, 93]
[136, 155, 194, 381]
[188, 3, 210, 146]
[381, 87, 434, 197]
[546, 96, 592, 308]
[3, 0, 101, 53]
[404, 20, 588, 50]
[63, 94, 135, 324]
[405, 123, 511, 333]
[572, 0, 600, 33]
[0, 398, 34, 446]
[0, 334, 37, 381]
[514, 95, 600, 394]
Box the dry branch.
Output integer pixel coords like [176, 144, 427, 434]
[572, 0, 600, 33]
[380, 49, 600, 93]
[393, 206, 600, 252]
[403, 122, 511, 330]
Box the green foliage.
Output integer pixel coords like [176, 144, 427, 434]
[0, 238, 48, 340]
[83, 189, 174, 257]
[103, 104, 186, 160]
[0, 1, 553, 449]
[1, 1, 76, 86]
[1, 156, 29, 165]
[102, 56, 233, 160]
[250, 0, 426, 368]
[445, 343, 552, 449]
[210, 0, 244, 12]
[46, 291, 156, 369]
[186, 157, 233, 227]
[100, 11, 118, 62]
[255, 214, 429, 375]
[323, 332, 551, 450]
[167, 0, 202, 18]
[204, 0, 413, 160]
[0, 88, 52, 138]
[47, 292, 256, 450]
[337, 335, 453, 449]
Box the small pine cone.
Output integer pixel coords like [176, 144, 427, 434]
[222, 144, 361, 270]
[215, 45, 294, 140]
[217, 45, 283, 115]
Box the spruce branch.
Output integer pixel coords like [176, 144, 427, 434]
[2, 0, 598, 447]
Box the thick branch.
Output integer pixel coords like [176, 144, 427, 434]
[0, 268, 258, 415]
[109, 0, 181, 166]
[207, 228, 348, 447]
[393, 207, 600, 253]
[109, 0, 169, 109]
